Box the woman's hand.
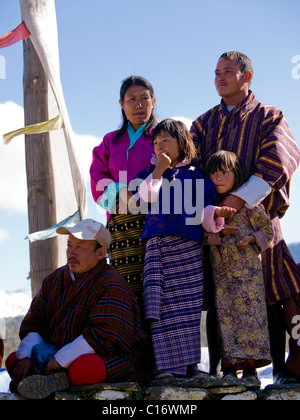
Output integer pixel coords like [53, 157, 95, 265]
[117, 188, 133, 214]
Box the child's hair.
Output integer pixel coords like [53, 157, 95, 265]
[152, 119, 196, 163]
[205, 150, 247, 193]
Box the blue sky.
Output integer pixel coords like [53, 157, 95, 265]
[0, 0, 299, 294]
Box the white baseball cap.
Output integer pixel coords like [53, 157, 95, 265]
[56, 218, 111, 249]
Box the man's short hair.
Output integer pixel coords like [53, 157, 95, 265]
[219, 51, 254, 77]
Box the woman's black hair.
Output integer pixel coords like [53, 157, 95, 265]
[205, 150, 248, 193]
[152, 119, 196, 163]
[116, 75, 157, 138]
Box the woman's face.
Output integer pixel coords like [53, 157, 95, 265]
[119, 84, 156, 131]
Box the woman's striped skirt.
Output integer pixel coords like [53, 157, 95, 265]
[107, 213, 146, 312]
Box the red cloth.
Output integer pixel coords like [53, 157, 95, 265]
[0, 21, 30, 49]
[5, 352, 18, 371]
[6, 352, 107, 386]
[68, 354, 106, 385]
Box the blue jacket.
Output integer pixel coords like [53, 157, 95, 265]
[135, 164, 216, 243]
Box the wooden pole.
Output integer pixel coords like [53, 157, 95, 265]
[23, 37, 58, 297]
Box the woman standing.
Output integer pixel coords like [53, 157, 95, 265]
[90, 76, 157, 313]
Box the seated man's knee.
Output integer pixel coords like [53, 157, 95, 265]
[68, 354, 106, 386]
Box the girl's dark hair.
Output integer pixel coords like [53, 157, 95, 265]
[205, 150, 247, 193]
[116, 75, 157, 138]
[152, 119, 196, 163]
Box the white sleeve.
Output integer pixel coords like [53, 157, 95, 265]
[138, 173, 163, 203]
[54, 335, 95, 369]
[231, 175, 272, 208]
[16, 332, 45, 359]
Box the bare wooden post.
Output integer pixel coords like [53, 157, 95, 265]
[23, 37, 58, 297]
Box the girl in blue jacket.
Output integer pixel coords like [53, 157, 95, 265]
[135, 119, 234, 379]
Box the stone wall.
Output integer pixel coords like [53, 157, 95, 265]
[2, 376, 300, 401]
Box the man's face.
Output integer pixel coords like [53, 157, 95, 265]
[66, 234, 102, 275]
[214, 58, 250, 103]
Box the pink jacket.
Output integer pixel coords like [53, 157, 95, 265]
[90, 129, 154, 205]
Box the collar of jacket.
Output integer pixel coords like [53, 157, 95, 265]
[219, 90, 258, 118]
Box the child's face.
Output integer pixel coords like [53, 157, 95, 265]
[209, 169, 236, 195]
[153, 131, 181, 167]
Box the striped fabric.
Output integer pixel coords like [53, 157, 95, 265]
[262, 217, 300, 304]
[191, 91, 300, 304]
[144, 235, 203, 375]
[19, 260, 149, 382]
[108, 213, 147, 312]
[191, 91, 299, 220]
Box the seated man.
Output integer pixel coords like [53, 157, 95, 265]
[6, 219, 149, 399]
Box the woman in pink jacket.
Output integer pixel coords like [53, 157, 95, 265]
[90, 76, 157, 314]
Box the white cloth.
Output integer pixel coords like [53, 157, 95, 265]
[16, 332, 95, 369]
[16, 332, 45, 359]
[232, 175, 272, 208]
[19, 0, 87, 223]
[55, 335, 95, 369]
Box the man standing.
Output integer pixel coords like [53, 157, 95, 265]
[6, 219, 149, 399]
[190, 51, 300, 384]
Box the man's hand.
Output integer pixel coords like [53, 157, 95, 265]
[215, 206, 236, 219]
[215, 207, 238, 236]
[219, 194, 245, 222]
[11, 358, 33, 384]
[43, 358, 62, 375]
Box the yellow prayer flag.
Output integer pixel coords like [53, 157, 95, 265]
[3, 114, 64, 144]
